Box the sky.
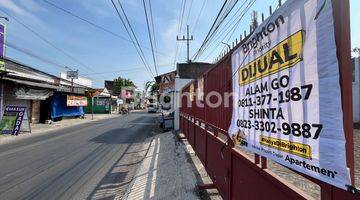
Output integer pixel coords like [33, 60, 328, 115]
[0, 0, 358, 89]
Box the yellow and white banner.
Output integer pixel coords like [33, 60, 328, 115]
[229, 0, 351, 189]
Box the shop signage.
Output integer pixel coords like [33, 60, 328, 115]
[159, 71, 175, 93]
[228, 0, 351, 189]
[0, 106, 26, 135]
[121, 89, 134, 99]
[95, 98, 109, 106]
[66, 70, 78, 79]
[67, 95, 88, 106]
[0, 23, 5, 71]
[117, 99, 124, 105]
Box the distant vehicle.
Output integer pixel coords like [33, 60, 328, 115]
[147, 104, 158, 113]
[120, 107, 129, 115]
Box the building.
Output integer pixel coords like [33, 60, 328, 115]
[155, 71, 176, 111]
[0, 58, 89, 133]
[121, 86, 136, 109]
[174, 62, 214, 130]
[84, 88, 112, 114]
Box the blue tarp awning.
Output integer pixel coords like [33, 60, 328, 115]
[50, 93, 84, 119]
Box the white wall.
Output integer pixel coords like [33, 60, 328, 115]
[60, 72, 92, 88]
[353, 57, 360, 123]
[174, 77, 192, 130]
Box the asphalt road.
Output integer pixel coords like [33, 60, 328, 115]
[0, 111, 158, 200]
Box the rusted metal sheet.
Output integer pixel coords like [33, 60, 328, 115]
[188, 119, 195, 148]
[206, 133, 231, 200]
[194, 125, 207, 166]
[231, 151, 308, 200]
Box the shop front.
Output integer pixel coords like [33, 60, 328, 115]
[50, 92, 87, 121]
[0, 79, 56, 134]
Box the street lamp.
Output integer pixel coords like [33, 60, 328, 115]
[221, 42, 231, 50]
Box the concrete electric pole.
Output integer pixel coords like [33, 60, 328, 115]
[177, 25, 193, 63]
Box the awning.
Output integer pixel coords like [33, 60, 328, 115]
[3, 77, 59, 89]
[15, 87, 53, 100]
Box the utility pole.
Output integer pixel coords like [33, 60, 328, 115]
[71, 78, 74, 93]
[177, 25, 193, 63]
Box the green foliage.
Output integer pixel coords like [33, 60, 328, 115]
[113, 76, 135, 95]
[145, 81, 154, 92]
[150, 83, 159, 95]
[144, 81, 159, 95]
[353, 48, 360, 57]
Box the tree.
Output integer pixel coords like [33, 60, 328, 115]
[150, 83, 159, 95]
[353, 47, 360, 57]
[145, 81, 154, 92]
[144, 81, 160, 95]
[113, 76, 135, 95]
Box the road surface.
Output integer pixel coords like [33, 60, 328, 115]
[0, 111, 158, 200]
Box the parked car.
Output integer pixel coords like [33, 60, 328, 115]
[147, 104, 158, 113]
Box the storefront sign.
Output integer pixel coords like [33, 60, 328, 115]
[159, 71, 175, 93]
[0, 106, 26, 135]
[0, 23, 5, 71]
[66, 95, 87, 107]
[66, 70, 78, 79]
[228, 0, 351, 189]
[117, 99, 124, 105]
[95, 98, 109, 106]
[121, 89, 134, 99]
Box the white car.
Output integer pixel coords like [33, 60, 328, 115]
[147, 104, 158, 113]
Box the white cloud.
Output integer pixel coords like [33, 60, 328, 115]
[18, 0, 47, 12]
[0, 0, 26, 15]
[0, 0, 46, 28]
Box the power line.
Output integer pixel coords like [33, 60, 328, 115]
[82, 62, 172, 76]
[0, 8, 104, 77]
[184, 0, 194, 31]
[213, 0, 257, 60]
[202, 0, 255, 60]
[116, 0, 155, 77]
[148, 0, 159, 70]
[217, 1, 278, 94]
[191, 0, 207, 34]
[196, 0, 239, 59]
[110, 0, 154, 78]
[178, 0, 187, 35]
[5, 42, 72, 71]
[142, 0, 158, 75]
[192, 0, 229, 60]
[5, 42, 101, 82]
[40, 0, 170, 58]
[82, 68, 143, 76]
[173, 0, 186, 66]
[200, 0, 250, 54]
[192, 0, 239, 60]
